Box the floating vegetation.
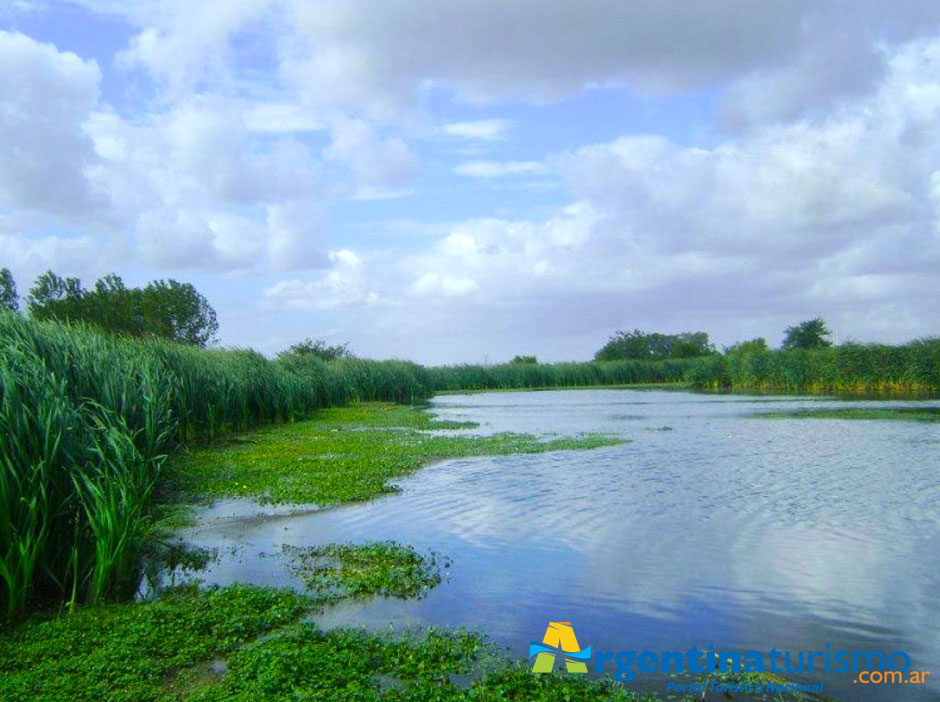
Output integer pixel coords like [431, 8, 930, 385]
[758, 407, 940, 422]
[165, 403, 624, 505]
[285, 541, 449, 600]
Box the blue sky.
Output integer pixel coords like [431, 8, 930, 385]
[2, 1, 940, 363]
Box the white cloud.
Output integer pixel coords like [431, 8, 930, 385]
[323, 118, 418, 188]
[279, 0, 940, 123]
[441, 119, 512, 140]
[115, 0, 274, 96]
[263, 248, 379, 308]
[453, 160, 546, 178]
[0, 31, 104, 219]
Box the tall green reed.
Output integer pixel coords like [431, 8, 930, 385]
[0, 312, 432, 618]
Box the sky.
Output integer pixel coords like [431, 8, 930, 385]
[2, 1, 940, 364]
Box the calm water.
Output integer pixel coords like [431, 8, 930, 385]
[175, 390, 940, 700]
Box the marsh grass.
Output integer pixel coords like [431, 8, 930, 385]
[429, 359, 693, 392]
[0, 313, 431, 618]
[686, 341, 940, 393]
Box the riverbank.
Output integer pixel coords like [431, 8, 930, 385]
[0, 394, 856, 701]
[1, 402, 667, 702]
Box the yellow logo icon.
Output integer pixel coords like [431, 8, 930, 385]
[529, 622, 591, 673]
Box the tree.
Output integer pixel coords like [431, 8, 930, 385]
[724, 338, 769, 355]
[279, 338, 351, 361]
[595, 329, 714, 361]
[0, 268, 17, 312]
[595, 329, 652, 361]
[27, 270, 86, 320]
[782, 318, 832, 350]
[27, 271, 218, 346]
[510, 355, 537, 364]
[141, 280, 219, 347]
[84, 274, 144, 337]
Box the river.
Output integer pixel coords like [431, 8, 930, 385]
[175, 389, 940, 701]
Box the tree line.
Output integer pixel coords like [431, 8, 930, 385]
[0, 268, 218, 347]
[593, 318, 833, 362]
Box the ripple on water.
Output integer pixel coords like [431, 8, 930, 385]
[174, 390, 940, 702]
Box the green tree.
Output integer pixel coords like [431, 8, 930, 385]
[27, 271, 218, 346]
[84, 274, 144, 337]
[594, 329, 652, 361]
[141, 280, 219, 347]
[510, 355, 537, 364]
[0, 268, 17, 312]
[724, 337, 769, 355]
[595, 329, 713, 361]
[27, 270, 86, 320]
[279, 338, 351, 361]
[782, 318, 832, 350]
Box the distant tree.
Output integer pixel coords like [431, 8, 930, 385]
[724, 338, 769, 355]
[141, 280, 219, 347]
[668, 332, 714, 358]
[510, 355, 538, 364]
[595, 329, 713, 361]
[595, 329, 652, 361]
[0, 268, 17, 312]
[27, 271, 218, 346]
[280, 338, 351, 361]
[84, 274, 144, 337]
[27, 270, 86, 320]
[782, 318, 832, 350]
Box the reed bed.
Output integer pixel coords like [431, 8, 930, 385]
[428, 358, 693, 391]
[685, 340, 940, 392]
[0, 313, 430, 618]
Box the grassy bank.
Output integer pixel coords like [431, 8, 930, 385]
[0, 402, 655, 702]
[685, 340, 940, 392]
[0, 312, 430, 617]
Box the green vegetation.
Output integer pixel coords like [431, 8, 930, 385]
[510, 354, 538, 364]
[782, 318, 832, 351]
[164, 403, 623, 505]
[686, 338, 940, 392]
[27, 270, 220, 347]
[0, 580, 666, 701]
[0, 585, 311, 701]
[279, 338, 352, 362]
[759, 406, 940, 421]
[430, 358, 694, 391]
[0, 268, 17, 313]
[594, 329, 715, 361]
[285, 541, 449, 600]
[0, 313, 431, 618]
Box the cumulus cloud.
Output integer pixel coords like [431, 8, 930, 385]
[453, 160, 546, 178]
[442, 119, 512, 140]
[116, 0, 273, 95]
[323, 118, 418, 189]
[372, 36, 940, 353]
[263, 248, 379, 309]
[0, 31, 104, 219]
[278, 0, 940, 124]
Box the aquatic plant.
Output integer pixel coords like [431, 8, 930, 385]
[284, 541, 449, 599]
[0, 313, 432, 617]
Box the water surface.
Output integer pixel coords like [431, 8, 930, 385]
[177, 390, 940, 700]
